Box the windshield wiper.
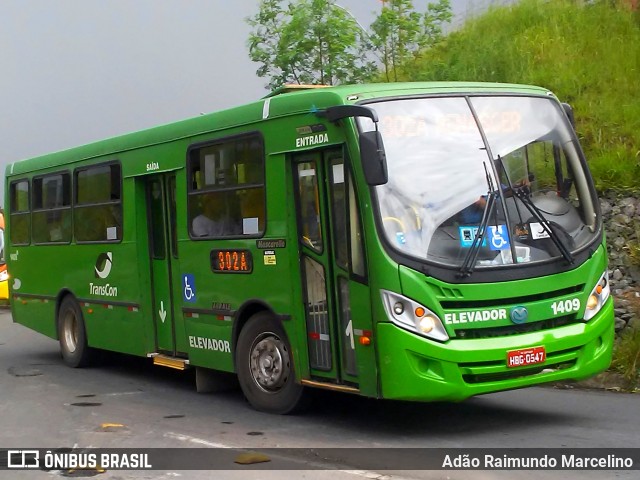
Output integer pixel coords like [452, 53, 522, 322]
[512, 185, 574, 264]
[459, 163, 497, 278]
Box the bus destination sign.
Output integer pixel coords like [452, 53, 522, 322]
[210, 249, 253, 274]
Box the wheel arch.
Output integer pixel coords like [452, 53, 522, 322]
[232, 299, 284, 370]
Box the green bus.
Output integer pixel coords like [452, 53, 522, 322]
[5, 82, 613, 413]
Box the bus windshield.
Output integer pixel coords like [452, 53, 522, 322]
[361, 95, 599, 269]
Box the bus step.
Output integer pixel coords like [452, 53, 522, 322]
[151, 354, 190, 370]
[300, 379, 359, 394]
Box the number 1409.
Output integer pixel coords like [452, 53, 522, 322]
[551, 298, 580, 315]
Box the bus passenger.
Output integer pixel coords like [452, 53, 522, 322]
[192, 191, 241, 237]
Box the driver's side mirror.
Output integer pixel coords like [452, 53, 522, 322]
[359, 131, 388, 186]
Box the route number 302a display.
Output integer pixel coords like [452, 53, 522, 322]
[551, 298, 580, 315]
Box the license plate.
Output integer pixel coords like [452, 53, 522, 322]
[506, 346, 546, 368]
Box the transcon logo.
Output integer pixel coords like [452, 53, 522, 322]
[89, 283, 118, 297]
[95, 252, 113, 279]
[91, 252, 119, 298]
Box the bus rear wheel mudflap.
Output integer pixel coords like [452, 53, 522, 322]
[57, 295, 95, 368]
[236, 312, 305, 414]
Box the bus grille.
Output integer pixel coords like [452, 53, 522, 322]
[440, 285, 584, 310]
[454, 315, 580, 339]
[462, 360, 577, 384]
[461, 346, 581, 384]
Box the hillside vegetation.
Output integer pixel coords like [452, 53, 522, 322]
[397, 0, 640, 193]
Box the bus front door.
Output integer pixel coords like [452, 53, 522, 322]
[145, 174, 182, 356]
[293, 148, 374, 392]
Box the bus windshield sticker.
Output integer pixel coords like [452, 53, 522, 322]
[263, 250, 276, 266]
[182, 274, 196, 303]
[513, 223, 531, 241]
[487, 225, 510, 251]
[530, 222, 551, 240]
[211, 249, 253, 273]
[458, 226, 486, 248]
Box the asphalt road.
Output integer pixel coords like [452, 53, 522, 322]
[1, 309, 638, 480]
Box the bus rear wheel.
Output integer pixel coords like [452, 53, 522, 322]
[236, 313, 304, 414]
[57, 296, 93, 368]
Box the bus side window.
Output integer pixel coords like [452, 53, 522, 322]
[187, 134, 265, 238]
[10, 180, 31, 245]
[296, 161, 323, 251]
[74, 163, 122, 242]
[349, 178, 366, 278]
[329, 154, 367, 278]
[32, 173, 72, 244]
[329, 156, 348, 269]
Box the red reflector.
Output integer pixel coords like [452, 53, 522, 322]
[216, 315, 225, 321]
[363, 330, 373, 337]
[309, 332, 320, 340]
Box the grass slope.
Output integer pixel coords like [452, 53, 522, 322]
[398, 0, 640, 192]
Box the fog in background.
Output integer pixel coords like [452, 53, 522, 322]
[0, 0, 507, 203]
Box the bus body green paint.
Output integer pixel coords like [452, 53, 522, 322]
[5, 82, 613, 407]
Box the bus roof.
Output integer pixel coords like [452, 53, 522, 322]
[6, 81, 551, 177]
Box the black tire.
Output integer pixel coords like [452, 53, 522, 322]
[236, 312, 305, 414]
[57, 296, 94, 368]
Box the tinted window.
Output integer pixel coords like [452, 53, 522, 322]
[188, 135, 265, 238]
[9, 180, 30, 245]
[74, 163, 122, 242]
[32, 173, 72, 244]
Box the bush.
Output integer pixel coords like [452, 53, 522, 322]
[611, 327, 640, 388]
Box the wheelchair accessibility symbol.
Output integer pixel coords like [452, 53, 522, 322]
[183, 274, 196, 303]
[487, 225, 510, 251]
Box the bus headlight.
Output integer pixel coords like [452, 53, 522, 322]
[583, 271, 610, 321]
[381, 290, 449, 342]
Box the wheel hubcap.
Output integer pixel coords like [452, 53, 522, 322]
[63, 310, 78, 353]
[249, 333, 290, 393]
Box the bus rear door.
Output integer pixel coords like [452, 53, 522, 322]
[144, 173, 186, 359]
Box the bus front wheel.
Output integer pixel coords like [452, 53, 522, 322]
[57, 296, 93, 368]
[236, 313, 304, 414]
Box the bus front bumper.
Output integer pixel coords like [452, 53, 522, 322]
[376, 298, 614, 402]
